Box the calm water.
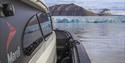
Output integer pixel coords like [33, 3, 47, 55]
[53, 16, 125, 63]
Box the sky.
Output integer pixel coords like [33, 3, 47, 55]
[43, 0, 125, 15]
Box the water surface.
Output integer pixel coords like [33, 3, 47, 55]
[54, 16, 125, 63]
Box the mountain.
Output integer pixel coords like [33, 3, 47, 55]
[49, 3, 97, 16]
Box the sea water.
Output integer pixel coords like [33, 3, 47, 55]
[53, 16, 125, 63]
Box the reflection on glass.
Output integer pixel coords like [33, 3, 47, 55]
[23, 16, 42, 48]
[38, 13, 52, 37]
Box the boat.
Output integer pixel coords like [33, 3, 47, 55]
[0, 0, 91, 63]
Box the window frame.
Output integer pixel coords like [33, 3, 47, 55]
[21, 11, 53, 56]
[36, 12, 53, 39]
[22, 15, 44, 56]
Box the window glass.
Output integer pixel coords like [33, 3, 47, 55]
[23, 16, 43, 55]
[37, 12, 53, 37]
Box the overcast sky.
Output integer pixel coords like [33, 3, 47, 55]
[44, 0, 125, 15]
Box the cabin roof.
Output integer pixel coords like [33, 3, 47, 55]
[21, 0, 48, 13]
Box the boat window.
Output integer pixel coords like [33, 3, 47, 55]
[37, 12, 53, 38]
[23, 15, 43, 56]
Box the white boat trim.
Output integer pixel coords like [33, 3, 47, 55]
[28, 32, 57, 63]
[21, 0, 48, 12]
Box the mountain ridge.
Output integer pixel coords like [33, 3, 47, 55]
[49, 3, 98, 16]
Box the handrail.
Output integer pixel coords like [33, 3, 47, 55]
[21, 0, 48, 12]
